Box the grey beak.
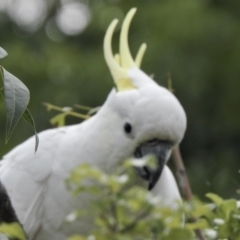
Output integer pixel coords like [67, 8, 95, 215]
[134, 139, 171, 190]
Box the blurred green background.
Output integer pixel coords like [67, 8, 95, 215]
[0, 0, 240, 200]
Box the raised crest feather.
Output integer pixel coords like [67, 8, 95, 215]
[104, 8, 147, 92]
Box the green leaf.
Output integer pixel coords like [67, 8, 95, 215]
[22, 109, 39, 152]
[50, 113, 66, 127]
[0, 47, 8, 59]
[218, 222, 231, 238]
[163, 228, 194, 240]
[68, 235, 87, 240]
[187, 199, 215, 219]
[0, 86, 38, 151]
[1, 67, 30, 143]
[0, 222, 27, 240]
[0, 87, 4, 108]
[206, 193, 223, 206]
[217, 199, 237, 220]
[185, 218, 209, 230]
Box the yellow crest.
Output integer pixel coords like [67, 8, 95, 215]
[104, 8, 147, 91]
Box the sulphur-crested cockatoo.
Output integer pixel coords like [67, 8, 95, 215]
[0, 8, 186, 240]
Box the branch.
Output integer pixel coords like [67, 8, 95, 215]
[43, 102, 89, 120]
[172, 147, 206, 240]
[172, 147, 193, 201]
[120, 208, 151, 234]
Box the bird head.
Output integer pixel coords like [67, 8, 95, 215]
[100, 8, 187, 190]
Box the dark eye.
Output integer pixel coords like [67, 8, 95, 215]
[124, 122, 132, 134]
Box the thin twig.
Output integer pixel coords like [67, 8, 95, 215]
[43, 102, 90, 120]
[120, 209, 151, 233]
[110, 200, 119, 231]
[74, 104, 92, 111]
[172, 147, 206, 240]
[99, 212, 116, 233]
[167, 72, 174, 93]
[172, 147, 193, 201]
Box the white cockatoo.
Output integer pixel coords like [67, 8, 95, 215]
[0, 8, 186, 240]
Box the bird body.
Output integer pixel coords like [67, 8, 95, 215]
[0, 9, 186, 240]
[151, 165, 181, 204]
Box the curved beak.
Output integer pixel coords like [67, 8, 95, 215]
[134, 140, 172, 190]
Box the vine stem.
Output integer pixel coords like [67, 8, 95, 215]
[172, 147, 206, 240]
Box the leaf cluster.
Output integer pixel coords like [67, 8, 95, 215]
[66, 162, 240, 240]
[66, 161, 193, 240]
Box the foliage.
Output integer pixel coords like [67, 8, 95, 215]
[65, 161, 240, 240]
[43, 102, 91, 127]
[204, 194, 240, 239]
[0, 222, 27, 240]
[66, 160, 193, 239]
[0, 47, 38, 151]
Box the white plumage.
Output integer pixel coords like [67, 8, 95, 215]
[0, 8, 186, 239]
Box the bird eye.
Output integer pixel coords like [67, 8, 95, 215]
[124, 122, 132, 134]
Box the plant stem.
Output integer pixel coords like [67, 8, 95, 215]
[43, 102, 89, 119]
[120, 208, 151, 234]
[172, 147, 206, 240]
[172, 147, 193, 201]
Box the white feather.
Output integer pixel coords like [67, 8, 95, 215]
[0, 78, 187, 239]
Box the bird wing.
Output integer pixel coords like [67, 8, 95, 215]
[0, 127, 69, 239]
